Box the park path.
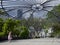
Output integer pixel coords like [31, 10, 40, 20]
[0, 38, 60, 45]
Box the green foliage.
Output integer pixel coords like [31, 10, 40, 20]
[20, 26, 29, 39]
[0, 18, 21, 39]
[46, 4, 60, 27]
[0, 9, 6, 15]
[13, 27, 21, 37]
[2, 18, 21, 36]
[0, 18, 29, 39]
[53, 5, 60, 13]
[2, 22, 8, 36]
[46, 4, 60, 37]
[0, 18, 4, 38]
[27, 17, 45, 30]
[52, 24, 60, 37]
[0, 18, 4, 31]
[0, 32, 4, 38]
[3, 19, 15, 34]
[47, 4, 60, 23]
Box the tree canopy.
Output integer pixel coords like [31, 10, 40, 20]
[46, 4, 60, 37]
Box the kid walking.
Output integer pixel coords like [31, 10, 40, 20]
[8, 31, 12, 42]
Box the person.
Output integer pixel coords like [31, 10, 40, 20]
[8, 31, 12, 42]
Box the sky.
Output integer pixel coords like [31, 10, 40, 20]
[0, 0, 60, 19]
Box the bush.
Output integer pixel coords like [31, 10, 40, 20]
[12, 27, 20, 38]
[0, 32, 4, 37]
[20, 26, 29, 39]
[0, 18, 5, 40]
[0, 18, 21, 40]
[0, 18, 29, 40]
[52, 24, 60, 37]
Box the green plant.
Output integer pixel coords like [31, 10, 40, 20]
[20, 26, 29, 39]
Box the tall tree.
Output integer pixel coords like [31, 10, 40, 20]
[46, 4, 60, 37]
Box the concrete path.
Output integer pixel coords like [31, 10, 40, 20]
[0, 38, 60, 45]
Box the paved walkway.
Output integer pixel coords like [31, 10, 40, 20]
[0, 38, 60, 45]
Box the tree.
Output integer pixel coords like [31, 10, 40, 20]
[46, 4, 60, 37]
[20, 26, 29, 39]
[52, 24, 60, 37]
[2, 18, 20, 38]
[47, 5, 60, 23]
[0, 18, 4, 31]
[0, 18, 4, 38]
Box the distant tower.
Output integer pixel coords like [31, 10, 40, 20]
[17, 9, 23, 20]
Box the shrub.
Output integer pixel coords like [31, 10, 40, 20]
[52, 24, 60, 37]
[20, 26, 29, 39]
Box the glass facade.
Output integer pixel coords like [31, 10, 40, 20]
[0, 0, 60, 18]
[3, 0, 16, 1]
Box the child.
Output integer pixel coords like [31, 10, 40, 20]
[8, 31, 12, 42]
